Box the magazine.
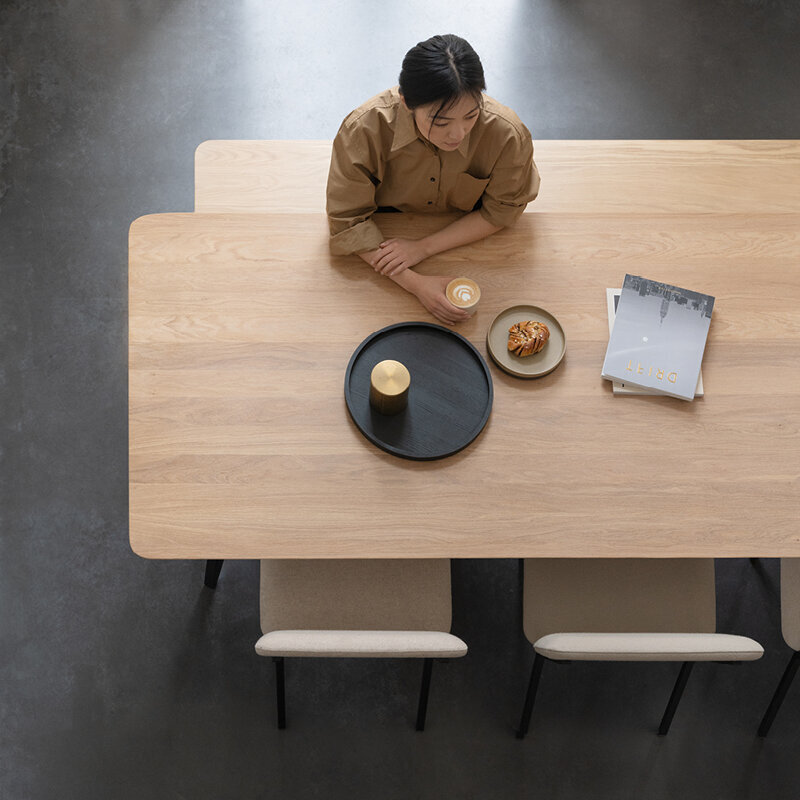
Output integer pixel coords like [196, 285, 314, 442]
[601, 275, 714, 401]
[605, 288, 704, 397]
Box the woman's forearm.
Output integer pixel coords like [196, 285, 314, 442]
[360, 258, 467, 324]
[419, 211, 502, 259]
[390, 269, 469, 325]
[388, 265, 421, 294]
[358, 216, 495, 325]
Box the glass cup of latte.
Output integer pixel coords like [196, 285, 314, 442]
[445, 277, 481, 315]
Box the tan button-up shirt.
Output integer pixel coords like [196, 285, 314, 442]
[326, 87, 541, 255]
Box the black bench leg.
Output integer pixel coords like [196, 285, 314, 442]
[273, 657, 286, 729]
[658, 661, 693, 735]
[516, 653, 545, 739]
[416, 658, 434, 731]
[758, 651, 800, 737]
[204, 559, 224, 588]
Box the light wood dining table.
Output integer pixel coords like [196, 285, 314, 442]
[194, 139, 800, 215]
[130, 139, 800, 559]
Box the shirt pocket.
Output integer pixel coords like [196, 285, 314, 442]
[448, 173, 491, 212]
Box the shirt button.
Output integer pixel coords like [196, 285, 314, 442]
[427, 201, 432, 205]
[430, 177, 436, 182]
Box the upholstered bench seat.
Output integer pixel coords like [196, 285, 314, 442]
[535, 632, 764, 662]
[256, 629, 468, 659]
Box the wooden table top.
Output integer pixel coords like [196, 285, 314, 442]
[129, 209, 800, 559]
[194, 139, 800, 214]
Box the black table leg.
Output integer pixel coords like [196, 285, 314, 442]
[204, 559, 224, 588]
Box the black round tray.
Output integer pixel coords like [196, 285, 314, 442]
[344, 322, 493, 460]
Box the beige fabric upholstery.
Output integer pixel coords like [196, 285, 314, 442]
[260, 559, 452, 633]
[257, 559, 466, 660]
[781, 558, 800, 651]
[255, 630, 468, 658]
[523, 559, 717, 645]
[535, 632, 764, 662]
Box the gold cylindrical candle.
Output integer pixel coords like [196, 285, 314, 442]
[369, 359, 411, 415]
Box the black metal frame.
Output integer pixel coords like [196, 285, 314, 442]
[657, 661, 693, 735]
[516, 655, 696, 740]
[272, 657, 436, 731]
[204, 559, 224, 588]
[515, 653, 545, 739]
[416, 658, 434, 731]
[758, 650, 800, 737]
[273, 657, 286, 729]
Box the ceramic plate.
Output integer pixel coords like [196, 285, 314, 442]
[486, 305, 566, 378]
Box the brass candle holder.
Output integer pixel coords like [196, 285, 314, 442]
[369, 360, 411, 415]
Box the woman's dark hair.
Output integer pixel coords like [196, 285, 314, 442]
[399, 34, 486, 118]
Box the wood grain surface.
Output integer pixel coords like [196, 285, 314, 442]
[194, 139, 800, 214]
[129, 210, 800, 558]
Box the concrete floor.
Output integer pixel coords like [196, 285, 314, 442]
[2, 1, 799, 798]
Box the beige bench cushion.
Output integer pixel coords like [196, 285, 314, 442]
[255, 629, 468, 659]
[534, 632, 764, 662]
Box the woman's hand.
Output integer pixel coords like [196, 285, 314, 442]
[360, 251, 468, 325]
[372, 238, 429, 276]
[409, 274, 470, 325]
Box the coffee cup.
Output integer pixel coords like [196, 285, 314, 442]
[446, 277, 481, 314]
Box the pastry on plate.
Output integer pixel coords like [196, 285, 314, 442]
[507, 320, 550, 357]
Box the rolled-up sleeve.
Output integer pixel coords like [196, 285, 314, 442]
[478, 132, 541, 229]
[326, 120, 385, 255]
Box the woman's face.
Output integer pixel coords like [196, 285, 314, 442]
[409, 94, 481, 151]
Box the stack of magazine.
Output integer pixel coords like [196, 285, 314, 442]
[602, 274, 715, 401]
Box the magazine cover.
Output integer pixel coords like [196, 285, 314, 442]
[605, 288, 704, 397]
[601, 275, 715, 401]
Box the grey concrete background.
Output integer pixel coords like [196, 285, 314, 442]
[2, 1, 799, 798]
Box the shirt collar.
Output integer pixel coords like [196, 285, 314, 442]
[455, 131, 472, 157]
[391, 100, 419, 152]
[392, 99, 474, 157]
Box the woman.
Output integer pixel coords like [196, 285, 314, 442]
[326, 34, 540, 324]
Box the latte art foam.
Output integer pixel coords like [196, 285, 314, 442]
[451, 283, 476, 303]
[446, 277, 481, 310]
